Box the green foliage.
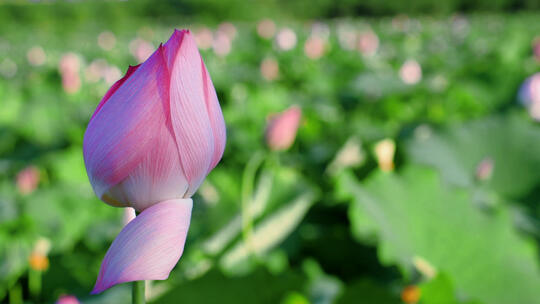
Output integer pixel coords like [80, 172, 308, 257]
[337, 166, 540, 304]
[406, 114, 540, 198]
[0, 3, 540, 303]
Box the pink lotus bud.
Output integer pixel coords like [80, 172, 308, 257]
[265, 106, 302, 151]
[84, 30, 226, 293]
[475, 157, 494, 181]
[257, 19, 276, 39]
[304, 36, 325, 60]
[16, 166, 40, 195]
[260, 57, 279, 81]
[276, 28, 297, 51]
[84, 29, 226, 212]
[357, 30, 379, 56]
[55, 295, 80, 304]
[399, 59, 422, 85]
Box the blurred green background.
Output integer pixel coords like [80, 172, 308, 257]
[1, 0, 540, 303]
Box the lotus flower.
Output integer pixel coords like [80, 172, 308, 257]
[265, 106, 301, 151]
[83, 29, 226, 294]
[56, 295, 80, 304]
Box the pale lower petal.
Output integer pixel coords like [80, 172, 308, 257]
[91, 199, 192, 294]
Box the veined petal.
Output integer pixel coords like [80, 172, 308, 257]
[83, 46, 171, 201]
[104, 121, 188, 211]
[91, 199, 192, 294]
[91, 65, 140, 121]
[165, 30, 215, 196]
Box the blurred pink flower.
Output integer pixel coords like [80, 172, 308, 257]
[476, 157, 494, 181]
[304, 36, 325, 60]
[399, 59, 422, 85]
[59, 53, 81, 94]
[518, 73, 540, 121]
[103, 65, 122, 85]
[276, 28, 297, 51]
[59, 52, 80, 74]
[129, 38, 154, 63]
[260, 57, 279, 81]
[194, 27, 214, 50]
[27, 46, 46, 66]
[84, 30, 225, 293]
[212, 32, 231, 57]
[98, 31, 116, 51]
[218, 22, 237, 40]
[16, 166, 40, 195]
[84, 59, 108, 83]
[357, 30, 379, 57]
[257, 19, 276, 39]
[55, 295, 80, 304]
[337, 25, 357, 50]
[311, 22, 330, 40]
[533, 37, 540, 62]
[265, 106, 302, 151]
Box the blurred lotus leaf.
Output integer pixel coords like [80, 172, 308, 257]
[337, 166, 540, 304]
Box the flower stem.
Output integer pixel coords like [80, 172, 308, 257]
[132, 209, 146, 304]
[132, 280, 145, 304]
[8, 283, 22, 304]
[28, 268, 41, 301]
[241, 151, 265, 256]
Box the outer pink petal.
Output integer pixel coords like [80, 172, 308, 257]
[164, 30, 216, 196]
[91, 199, 192, 294]
[83, 46, 171, 201]
[91, 65, 140, 121]
[104, 118, 188, 211]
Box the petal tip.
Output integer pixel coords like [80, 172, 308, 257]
[90, 283, 106, 295]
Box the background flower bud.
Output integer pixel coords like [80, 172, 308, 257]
[265, 105, 302, 151]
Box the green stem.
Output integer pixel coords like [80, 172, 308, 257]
[8, 283, 22, 304]
[241, 151, 266, 256]
[132, 210, 146, 304]
[132, 280, 145, 304]
[28, 268, 41, 300]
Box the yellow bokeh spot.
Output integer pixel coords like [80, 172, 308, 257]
[401, 285, 420, 304]
[374, 139, 396, 172]
[29, 253, 49, 271]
